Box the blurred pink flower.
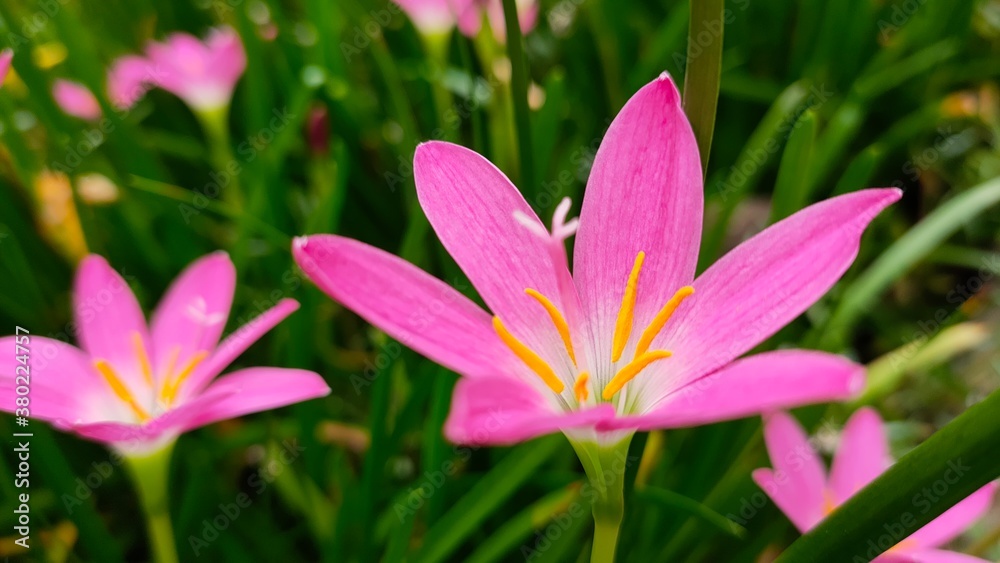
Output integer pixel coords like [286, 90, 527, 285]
[395, 0, 537, 39]
[0, 49, 12, 86]
[294, 74, 900, 447]
[108, 55, 156, 109]
[143, 26, 246, 111]
[0, 252, 329, 452]
[52, 79, 102, 120]
[755, 409, 998, 562]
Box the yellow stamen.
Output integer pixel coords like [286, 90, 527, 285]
[634, 286, 694, 356]
[131, 332, 154, 386]
[93, 360, 151, 421]
[160, 351, 208, 405]
[602, 350, 672, 400]
[493, 317, 565, 394]
[525, 288, 577, 367]
[611, 252, 645, 362]
[823, 490, 837, 515]
[573, 372, 590, 403]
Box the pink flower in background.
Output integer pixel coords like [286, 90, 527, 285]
[0, 252, 330, 452]
[755, 409, 997, 562]
[108, 55, 155, 109]
[0, 49, 12, 86]
[294, 73, 900, 447]
[395, 0, 537, 39]
[52, 79, 102, 120]
[143, 26, 246, 111]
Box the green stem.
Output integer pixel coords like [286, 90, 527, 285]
[124, 442, 179, 563]
[195, 104, 244, 212]
[571, 438, 633, 563]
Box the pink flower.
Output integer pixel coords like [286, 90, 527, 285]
[754, 409, 997, 562]
[0, 252, 330, 452]
[293, 74, 899, 447]
[108, 55, 156, 109]
[52, 79, 102, 120]
[0, 49, 12, 86]
[395, 0, 538, 39]
[143, 26, 246, 111]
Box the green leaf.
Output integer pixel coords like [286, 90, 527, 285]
[682, 0, 725, 176]
[769, 109, 818, 223]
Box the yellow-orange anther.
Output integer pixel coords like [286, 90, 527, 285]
[602, 350, 672, 400]
[525, 288, 577, 367]
[611, 252, 646, 362]
[493, 317, 565, 394]
[573, 372, 590, 403]
[94, 360, 151, 421]
[634, 286, 694, 356]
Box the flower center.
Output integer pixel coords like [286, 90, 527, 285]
[91, 331, 207, 422]
[492, 250, 693, 408]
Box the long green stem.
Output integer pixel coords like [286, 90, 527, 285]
[571, 438, 633, 563]
[124, 442, 178, 563]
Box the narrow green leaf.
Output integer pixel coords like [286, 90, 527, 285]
[501, 0, 535, 192]
[821, 176, 1000, 348]
[682, 0, 725, 175]
[769, 109, 818, 223]
[634, 486, 748, 540]
[415, 436, 564, 563]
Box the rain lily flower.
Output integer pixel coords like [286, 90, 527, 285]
[108, 54, 156, 109]
[52, 79, 102, 120]
[0, 252, 330, 453]
[293, 73, 899, 559]
[395, 0, 537, 40]
[755, 409, 997, 562]
[143, 26, 246, 113]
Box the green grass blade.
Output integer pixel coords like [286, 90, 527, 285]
[769, 109, 817, 223]
[501, 0, 535, 192]
[682, 0, 725, 175]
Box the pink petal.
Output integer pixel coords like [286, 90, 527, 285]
[901, 550, 992, 563]
[149, 251, 235, 379]
[414, 141, 568, 364]
[204, 26, 246, 89]
[906, 482, 998, 549]
[293, 235, 511, 379]
[455, 0, 483, 36]
[829, 407, 891, 504]
[176, 367, 330, 431]
[445, 376, 616, 445]
[52, 79, 102, 120]
[751, 411, 828, 533]
[661, 188, 901, 389]
[108, 55, 154, 108]
[599, 351, 863, 431]
[73, 255, 153, 393]
[572, 74, 703, 369]
[395, 0, 467, 34]
[484, 0, 539, 40]
[181, 298, 301, 397]
[0, 49, 12, 85]
[0, 337, 111, 424]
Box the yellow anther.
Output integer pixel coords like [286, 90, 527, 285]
[573, 372, 590, 403]
[160, 351, 208, 405]
[131, 332, 154, 386]
[525, 288, 577, 367]
[493, 317, 565, 394]
[634, 286, 694, 356]
[93, 360, 151, 422]
[611, 252, 645, 362]
[602, 350, 672, 400]
[823, 490, 838, 516]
